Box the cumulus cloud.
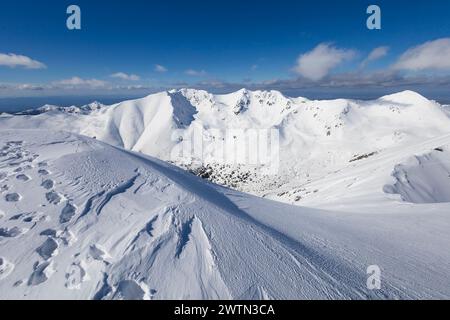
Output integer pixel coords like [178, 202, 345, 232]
[360, 46, 389, 68]
[393, 38, 450, 71]
[0, 53, 46, 69]
[185, 69, 207, 76]
[293, 43, 355, 81]
[110, 72, 140, 81]
[155, 64, 168, 73]
[53, 77, 107, 88]
[179, 70, 450, 98]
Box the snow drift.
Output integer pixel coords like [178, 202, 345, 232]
[384, 147, 450, 203]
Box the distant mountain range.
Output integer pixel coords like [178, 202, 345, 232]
[2, 89, 450, 203]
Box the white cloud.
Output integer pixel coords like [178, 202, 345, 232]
[361, 46, 389, 68]
[0, 53, 46, 69]
[393, 38, 450, 71]
[110, 72, 140, 81]
[293, 43, 355, 81]
[185, 69, 206, 76]
[53, 77, 107, 88]
[16, 84, 45, 90]
[155, 64, 168, 73]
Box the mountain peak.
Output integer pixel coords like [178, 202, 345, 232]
[379, 90, 431, 105]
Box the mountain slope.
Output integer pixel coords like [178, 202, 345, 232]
[265, 132, 450, 210]
[1, 129, 450, 299]
[2, 89, 450, 197]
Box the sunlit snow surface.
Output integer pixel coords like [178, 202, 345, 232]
[1, 90, 450, 299]
[2, 89, 450, 198]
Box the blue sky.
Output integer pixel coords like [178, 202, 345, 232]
[1, 0, 450, 101]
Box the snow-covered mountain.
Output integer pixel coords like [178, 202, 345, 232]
[1, 129, 450, 299]
[2, 90, 450, 299]
[17, 101, 104, 116]
[1, 89, 450, 200]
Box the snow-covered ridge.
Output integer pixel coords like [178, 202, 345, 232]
[1, 129, 450, 299]
[1, 89, 450, 200]
[18, 101, 105, 116]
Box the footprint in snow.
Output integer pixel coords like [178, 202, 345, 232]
[41, 179, 55, 190]
[112, 280, 148, 300]
[0, 257, 15, 280]
[37, 162, 48, 167]
[60, 202, 77, 224]
[28, 261, 54, 286]
[45, 191, 62, 205]
[40, 228, 57, 237]
[0, 226, 28, 238]
[5, 193, 21, 202]
[38, 169, 50, 176]
[21, 211, 48, 223]
[36, 238, 59, 260]
[16, 174, 31, 182]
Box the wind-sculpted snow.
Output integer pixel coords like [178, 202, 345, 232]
[384, 147, 450, 203]
[0, 129, 450, 299]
